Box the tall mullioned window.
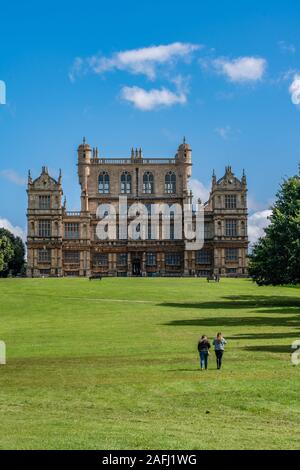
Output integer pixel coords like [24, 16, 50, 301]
[93, 253, 108, 266]
[225, 219, 238, 237]
[63, 251, 80, 263]
[39, 195, 51, 210]
[196, 250, 211, 265]
[38, 220, 51, 237]
[225, 194, 237, 209]
[120, 172, 132, 194]
[204, 223, 213, 239]
[225, 248, 239, 261]
[147, 253, 156, 266]
[98, 172, 110, 194]
[165, 172, 176, 194]
[117, 253, 128, 266]
[64, 223, 80, 239]
[227, 267, 237, 274]
[170, 220, 176, 240]
[143, 172, 154, 194]
[38, 248, 51, 262]
[165, 253, 181, 266]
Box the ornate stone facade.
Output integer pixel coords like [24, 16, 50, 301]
[26, 139, 248, 277]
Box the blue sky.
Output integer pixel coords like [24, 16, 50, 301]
[0, 0, 300, 242]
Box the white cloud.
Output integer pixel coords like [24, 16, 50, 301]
[0, 218, 26, 242]
[248, 209, 272, 245]
[69, 57, 84, 82]
[212, 56, 267, 83]
[289, 74, 300, 106]
[120, 86, 187, 111]
[215, 91, 235, 101]
[189, 179, 210, 204]
[215, 126, 232, 140]
[0, 169, 26, 186]
[278, 41, 296, 55]
[70, 42, 200, 81]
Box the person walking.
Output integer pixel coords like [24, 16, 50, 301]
[213, 333, 227, 370]
[197, 335, 211, 370]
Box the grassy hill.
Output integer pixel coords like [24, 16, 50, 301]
[0, 278, 299, 449]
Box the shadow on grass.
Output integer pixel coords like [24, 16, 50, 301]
[161, 294, 300, 329]
[167, 368, 201, 372]
[244, 345, 292, 354]
[230, 332, 300, 340]
[163, 316, 299, 328]
[161, 295, 300, 311]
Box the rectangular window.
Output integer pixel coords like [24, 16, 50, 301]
[225, 194, 237, 209]
[117, 253, 128, 266]
[147, 222, 152, 240]
[225, 248, 239, 262]
[63, 251, 80, 263]
[197, 270, 211, 277]
[170, 222, 175, 240]
[196, 250, 211, 264]
[38, 248, 51, 262]
[93, 253, 108, 266]
[64, 223, 80, 239]
[165, 183, 176, 194]
[165, 253, 181, 266]
[146, 253, 156, 266]
[99, 173, 110, 194]
[39, 269, 50, 276]
[65, 271, 79, 277]
[39, 195, 51, 210]
[226, 268, 237, 274]
[38, 220, 51, 237]
[225, 219, 237, 237]
[204, 223, 212, 239]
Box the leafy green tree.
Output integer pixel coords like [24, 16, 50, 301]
[0, 228, 26, 277]
[0, 235, 14, 273]
[249, 174, 300, 285]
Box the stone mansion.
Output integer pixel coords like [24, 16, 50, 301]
[26, 139, 248, 277]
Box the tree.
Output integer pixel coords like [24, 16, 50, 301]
[0, 228, 26, 277]
[249, 174, 300, 285]
[0, 235, 14, 273]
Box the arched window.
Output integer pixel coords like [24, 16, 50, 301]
[98, 171, 110, 194]
[143, 172, 154, 194]
[165, 171, 176, 194]
[121, 171, 132, 194]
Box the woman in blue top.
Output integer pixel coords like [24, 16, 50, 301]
[212, 332, 227, 370]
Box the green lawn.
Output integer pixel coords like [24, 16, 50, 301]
[0, 278, 300, 450]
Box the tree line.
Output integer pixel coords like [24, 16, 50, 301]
[249, 172, 300, 285]
[0, 228, 26, 277]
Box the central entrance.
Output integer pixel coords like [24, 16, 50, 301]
[132, 258, 141, 276]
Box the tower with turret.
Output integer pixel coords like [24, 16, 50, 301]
[206, 166, 248, 276]
[26, 166, 63, 277]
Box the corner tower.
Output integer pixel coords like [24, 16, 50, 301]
[77, 137, 92, 212]
[26, 167, 63, 277]
[176, 138, 192, 203]
[209, 166, 248, 276]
